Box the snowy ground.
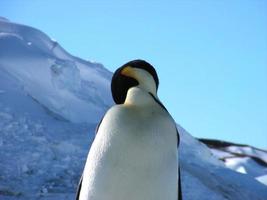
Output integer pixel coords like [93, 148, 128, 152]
[200, 139, 267, 186]
[0, 18, 267, 200]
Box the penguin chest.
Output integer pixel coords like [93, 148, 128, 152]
[81, 106, 178, 200]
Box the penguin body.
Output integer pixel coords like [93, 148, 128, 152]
[76, 60, 181, 200]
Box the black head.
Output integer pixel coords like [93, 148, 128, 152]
[111, 59, 159, 104]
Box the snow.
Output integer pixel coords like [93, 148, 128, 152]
[0, 18, 267, 200]
[0, 19, 112, 124]
[0, 17, 9, 22]
[257, 175, 267, 186]
[202, 139, 267, 187]
[225, 146, 267, 163]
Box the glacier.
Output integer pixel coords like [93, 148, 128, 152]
[0, 18, 266, 200]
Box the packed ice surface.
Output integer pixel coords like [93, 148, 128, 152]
[0, 18, 266, 200]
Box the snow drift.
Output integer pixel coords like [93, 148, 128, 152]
[0, 18, 266, 200]
[200, 139, 267, 186]
[0, 17, 112, 123]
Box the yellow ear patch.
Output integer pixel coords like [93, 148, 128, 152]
[121, 66, 136, 78]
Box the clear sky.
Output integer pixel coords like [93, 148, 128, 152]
[1, 0, 267, 148]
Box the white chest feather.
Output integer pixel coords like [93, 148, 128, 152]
[80, 91, 178, 200]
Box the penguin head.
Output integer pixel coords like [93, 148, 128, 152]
[111, 59, 159, 104]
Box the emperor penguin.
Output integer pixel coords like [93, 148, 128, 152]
[76, 60, 182, 200]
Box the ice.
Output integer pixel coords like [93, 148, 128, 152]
[50, 60, 81, 91]
[0, 19, 113, 124]
[236, 166, 247, 174]
[257, 174, 267, 186]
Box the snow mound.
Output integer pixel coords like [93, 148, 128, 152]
[0, 19, 112, 124]
[0, 18, 266, 200]
[200, 139, 267, 187]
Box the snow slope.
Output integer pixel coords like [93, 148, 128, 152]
[200, 139, 267, 186]
[0, 17, 112, 123]
[0, 18, 266, 200]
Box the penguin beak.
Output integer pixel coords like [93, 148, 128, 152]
[121, 66, 137, 79]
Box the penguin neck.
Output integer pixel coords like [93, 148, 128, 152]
[124, 87, 158, 106]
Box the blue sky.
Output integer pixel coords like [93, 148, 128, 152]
[1, 0, 267, 148]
